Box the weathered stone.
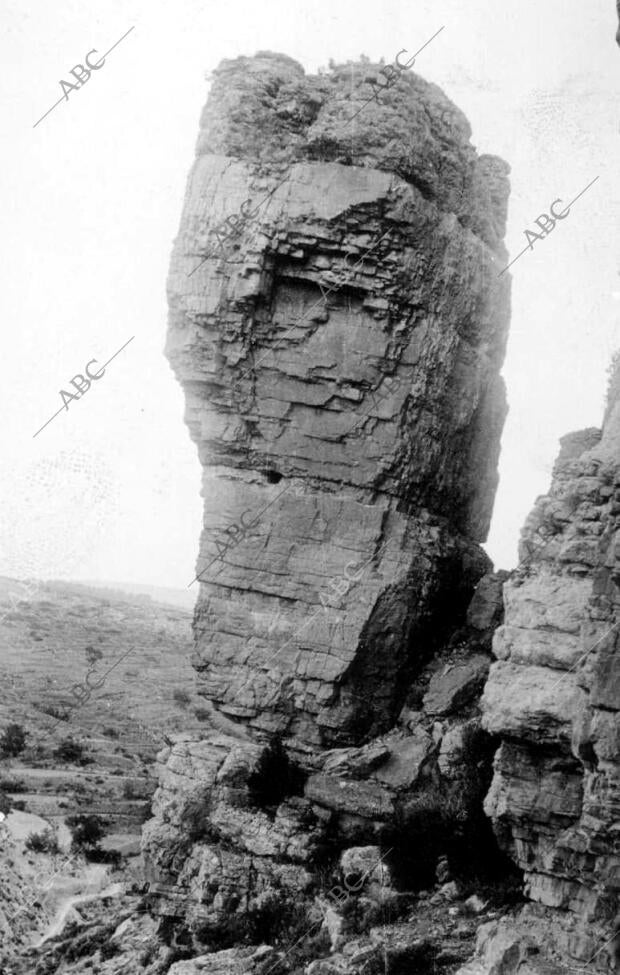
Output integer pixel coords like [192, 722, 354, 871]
[423, 655, 490, 716]
[371, 728, 434, 789]
[464, 894, 488, 915]
[466, 572, 508, 634]
[438, 719, 479, 777]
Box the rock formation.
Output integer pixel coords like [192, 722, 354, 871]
[473, 364, 620, 974]
[146, 51, 513, 969]
[164, 51, 510, 748]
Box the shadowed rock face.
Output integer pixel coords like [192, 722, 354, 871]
[480, 377, 620, 972]
[165, 52, 510, 751]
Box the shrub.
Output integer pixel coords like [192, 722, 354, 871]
[122, 781, 136, 799]
[0, 723, 27, 757]
[86, 847, 122, 869]
[66, 813, 105, 851]
[194, 895, 325, 956]
[25, 828, 59, 854]
[193, 707, 211, 722]
[102, 726, 119, 738]
[173, 688, 191, 707]
[12, 799, 26, 811]
[54, 738, 85, 764]
[0, 790, 11, 816]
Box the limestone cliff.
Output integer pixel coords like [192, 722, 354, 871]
[145, 51, 512, 968]
[474, 371, 620, 973]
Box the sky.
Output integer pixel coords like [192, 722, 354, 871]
[0, 0, 618, 591]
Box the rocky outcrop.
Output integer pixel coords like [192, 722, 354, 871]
[146, 50, 512, 967]
[478, 375, 620, 972]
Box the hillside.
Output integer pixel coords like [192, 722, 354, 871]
[0, 578, 208, 851]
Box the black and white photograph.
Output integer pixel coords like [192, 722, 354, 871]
[0, 2, 618, 972]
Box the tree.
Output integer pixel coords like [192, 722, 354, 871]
[53, 738, 85, 764]
[66, 813, 105, 851]
[0, 723, 27, 757]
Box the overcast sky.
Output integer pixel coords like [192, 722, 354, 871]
[0, 0, 617, 592]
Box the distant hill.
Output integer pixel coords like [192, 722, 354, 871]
[77, 578, 197, 611]
[0, 575, 196, 612]
[0, 577, 210, 841]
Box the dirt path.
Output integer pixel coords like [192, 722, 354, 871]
[33, 865, 124, 947]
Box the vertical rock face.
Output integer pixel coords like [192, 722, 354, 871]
[480, 375, 620, 972]
[146, 52, 511, 953]
[165, 52, 510, 751]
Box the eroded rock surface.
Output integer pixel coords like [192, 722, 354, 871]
[478, 383, 620, 973]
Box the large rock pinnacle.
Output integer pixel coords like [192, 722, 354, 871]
[165, 52, 511, 752]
